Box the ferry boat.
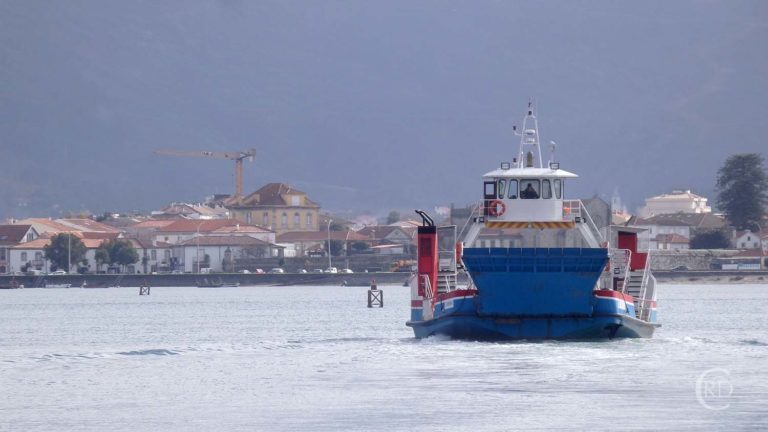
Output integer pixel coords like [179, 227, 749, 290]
[406, 103, 660, 340]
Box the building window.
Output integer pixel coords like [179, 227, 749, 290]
[281, 213, 288, 228]
[0, 248, 5, 261]
[21, 252, 27, 261]
[26, 233, 34, 242]
[262, 212, 269, 227]
[35, 252, 42, 260]
[246, 212, 252, 224]
[151, 250, 157, 260]
[306, 213, 313, 229]
[294, 212, 300, 228]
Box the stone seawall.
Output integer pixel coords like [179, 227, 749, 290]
[0, 272, 412, 288]
[654, 270, 768, 284]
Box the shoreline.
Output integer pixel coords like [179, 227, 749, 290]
[2, 270, 767, 288]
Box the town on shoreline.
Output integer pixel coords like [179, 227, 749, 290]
[2, 161, 767, 284]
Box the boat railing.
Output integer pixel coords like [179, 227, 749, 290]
[610, 248, 632, 293]
[420, 274, 434, 321]
[563, 200, 605, 246]
[636, 250, 653, 320]
[457, 201, 482, 242]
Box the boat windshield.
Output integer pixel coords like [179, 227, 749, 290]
[542, 179, 552, 199]
[508, 179, 518, 199]
[520, 180, 540, 199]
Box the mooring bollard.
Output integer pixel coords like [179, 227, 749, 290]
[139, 284, 150, 296]
[367, 279, 383, 308]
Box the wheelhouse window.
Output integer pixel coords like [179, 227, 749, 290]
[484, 181, 496, 199]
[554, 179, 562, 199]
[508, 180, 518, 199]
[520, 180, 540, 199]
[497, 179, 506, 198]
[542, 179, 552, 199]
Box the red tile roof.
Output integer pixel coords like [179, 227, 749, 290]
[236, 183, 319, 207]
[655, 234, 690, 243]
[128, 220, 177, 229]
[12, 237, 107, 249]
[178, 235, 277, 247]
[59, 218, 121, 233]
[0, 225, 33, 245]
[276, 230, 367, 242]
[157, 219, 262, 233]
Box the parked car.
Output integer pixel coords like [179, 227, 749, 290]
[340, 268, 354, 274]
[254, 269, 265, 274]
[325, 267, 338, 274]
[49, 270, 67, 275]
[311, 269, 325, 273]
[268, 268, 285, 274]
[297, 269, 308, 274]
[238, 269, 251, 274]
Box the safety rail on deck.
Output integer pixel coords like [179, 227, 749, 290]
[563, 200, 605, 245]
[636, 251, 653, 321]
[611, 248, 632, 293]
[419, 274, 434, 321]
[458, 202, 483, 241]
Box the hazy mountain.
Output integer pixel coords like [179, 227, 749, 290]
[2, 1, 766, 219]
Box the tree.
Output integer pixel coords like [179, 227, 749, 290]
[44, 234, 87, 272]
[95, 247, 110, 272]
[350, 241, 369, 254]
[716, 153, 768, 231]
[386, 210, 401, 224]
[690, 229, 731, 249]
[98, 239, 139, 272]
[324, 240, 345, 256]
[110, 239, 139, 270]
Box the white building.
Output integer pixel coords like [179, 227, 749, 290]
[734, 230, 762, 250]
[175, 235, 284, 273]
[638, 190, 712, 217]
[629, 216, 691, 251]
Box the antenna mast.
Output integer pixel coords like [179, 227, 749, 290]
[512, 101, 544, 168]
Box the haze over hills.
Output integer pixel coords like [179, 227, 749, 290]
[1, 1, 766, 219]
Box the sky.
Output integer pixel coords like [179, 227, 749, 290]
[1, 0, 767, 219]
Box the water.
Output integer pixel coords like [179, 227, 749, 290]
[1, 284, 767, 431]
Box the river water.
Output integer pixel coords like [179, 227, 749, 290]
[1, 284, 766, 431]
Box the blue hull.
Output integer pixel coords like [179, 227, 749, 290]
[408, 248, 659, 340]
[407, 314, 658, 340]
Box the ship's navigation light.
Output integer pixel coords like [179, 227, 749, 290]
[501, 162, 511, 170]
[550, 162, 560, 170]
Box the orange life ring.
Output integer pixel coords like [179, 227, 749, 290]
[488, 200, 506, 217]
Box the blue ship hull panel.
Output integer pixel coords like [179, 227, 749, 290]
[406, 314, 657, 340]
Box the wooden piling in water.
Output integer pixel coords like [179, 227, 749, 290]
[367, 280, 383, 308]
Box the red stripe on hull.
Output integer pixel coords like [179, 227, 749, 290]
[593, 289, 634, 303]
[435, 289, 477, 302]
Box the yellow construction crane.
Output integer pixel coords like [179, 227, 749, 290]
[154, 148, 256, 202]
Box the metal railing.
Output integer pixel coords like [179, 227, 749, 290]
[636, 251, 654, 321]
[563, 200, 605, 246]
[419, 274, 434, 321]
[610, 248, 632, 293]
